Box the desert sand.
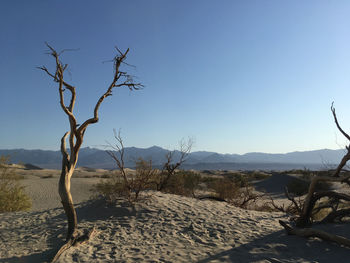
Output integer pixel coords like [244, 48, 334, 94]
[1, 169, 350, 262]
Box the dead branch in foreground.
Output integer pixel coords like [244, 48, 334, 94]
[278, 103, 350, 248]
[279, 220, 350, 248]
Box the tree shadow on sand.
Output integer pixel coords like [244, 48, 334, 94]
[197, 224, 350, 263]
[0, 198, 139, 263]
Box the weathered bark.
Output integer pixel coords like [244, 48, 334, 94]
[296, 176, 350, 227]
[59, 167, 77, 240]
[39, 43, 142, 262]
[296, 176, 321, 227]
[279, 103, 350, 250]
[57, 131, 79, 240]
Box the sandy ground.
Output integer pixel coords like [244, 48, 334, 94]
[1, 172, 350, 262]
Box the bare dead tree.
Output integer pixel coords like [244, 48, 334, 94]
[294, 103, 350, 227]
[106, 129, 130, 194]
[38, 43, 142, 262]
[105, 130, 156, 203]
[279, 102, 350, 247]
[156, 138, 193, 191]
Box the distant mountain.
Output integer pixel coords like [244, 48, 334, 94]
[0, 147, 345, 170]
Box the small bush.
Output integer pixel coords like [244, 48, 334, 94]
[210, 178, 262, 209]
[161, 170, 200, 197]
[93, 158, 156, 204]
[211, 178, 240, 201]
[0, 156, 31, 212]
[92, 172, 128, 202]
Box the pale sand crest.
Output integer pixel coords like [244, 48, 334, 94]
[1, 176, 350, 262]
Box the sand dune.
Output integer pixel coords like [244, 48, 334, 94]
[1, 175, 350, 262]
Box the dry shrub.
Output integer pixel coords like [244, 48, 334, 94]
[211, 178, 262, 208]
[0, 156, 31, 212]
[160, 170, 200, 197]
[212, 178, 240, 201]
[93, 158, 156, 204]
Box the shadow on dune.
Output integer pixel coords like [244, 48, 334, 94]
[75, 198, 137, 222]
[253, 173, 299, 195]
[0, 208, 65, 263]
[0, 198, 140, 263]
[197, 224, 350, 263]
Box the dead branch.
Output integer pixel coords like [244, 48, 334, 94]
[279, 102, 350, 251]
[39, 43, 141, 262]
[284, 186, 303, 214]
[157, 138, 193, 191]
[235, 186, 265, 209]
[279, 220, 350, 248]
[331, 102, 350, 142]
[77, 48, 143, 136]
[105, 131, 157, 203]
[106, 129, 130, 193]
[296, 176, 350, 227]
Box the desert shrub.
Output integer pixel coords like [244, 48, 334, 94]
[210, 178, 262, 209]
[161, 170, 200, 197]
[211, 178, 240, 201]
[93, 158, 156, 204]
[0, 156, 31, 212]
[232, 173, 249, 187]
[92, 171, 128, 202]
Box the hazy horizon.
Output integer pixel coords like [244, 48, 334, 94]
[1, 1, 350, 154]
[0, 145, 346, 156]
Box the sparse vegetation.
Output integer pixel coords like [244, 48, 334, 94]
[160, 170, 201, 197]
[93, 159, 157, 203]
[209, 176, 263, 209]
[155, 138, 193, 191]
[96, 131, 157, 204]
[0, 156, 31, 213]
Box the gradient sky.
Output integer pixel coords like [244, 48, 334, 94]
[1, 0, 350, 154]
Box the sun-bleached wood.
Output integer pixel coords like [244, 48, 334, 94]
[39, 43, 141, 262]
[279, 103, 350, 248]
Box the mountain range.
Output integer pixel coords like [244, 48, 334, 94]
[0, 147, 346, 170]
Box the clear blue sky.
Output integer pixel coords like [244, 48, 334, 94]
[1, 0, 350, 154]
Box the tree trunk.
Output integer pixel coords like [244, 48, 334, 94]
[59, 163, 77, 240]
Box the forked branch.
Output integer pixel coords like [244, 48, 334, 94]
[39, 43, 141, 262]
[77, 48, 143, 135]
